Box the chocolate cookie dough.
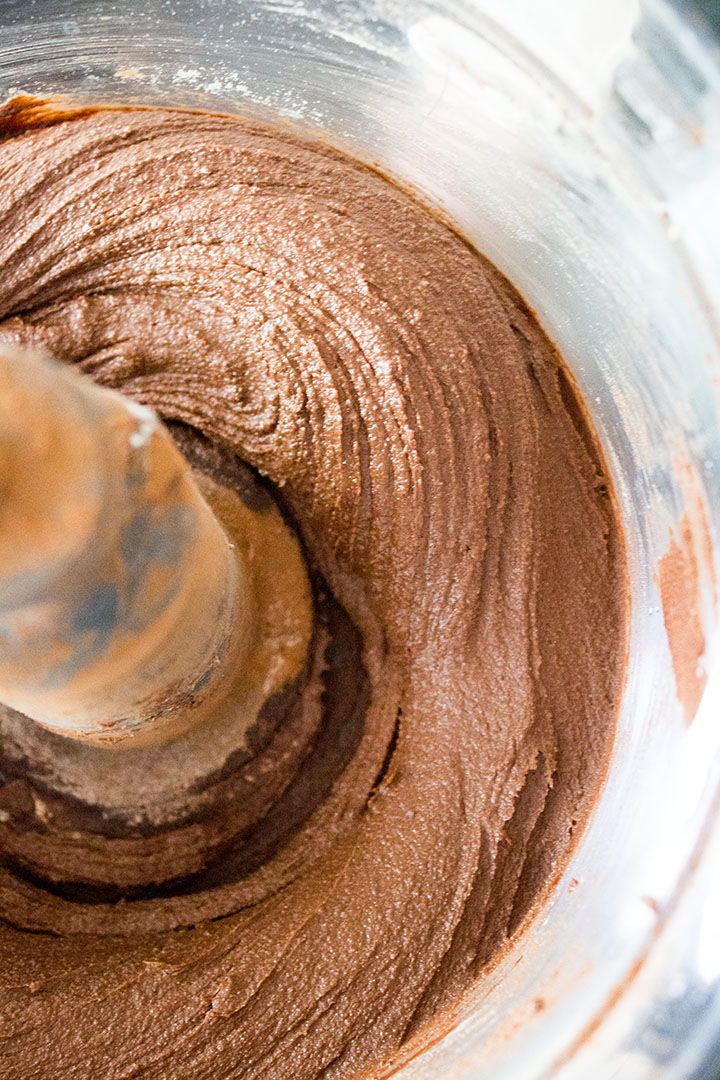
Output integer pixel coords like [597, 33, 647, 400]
[0, 101, 626, 1080]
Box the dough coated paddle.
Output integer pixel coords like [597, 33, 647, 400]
[0, 344, 254, 743]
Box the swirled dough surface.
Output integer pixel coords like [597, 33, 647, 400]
[0, 102, 625, 1080]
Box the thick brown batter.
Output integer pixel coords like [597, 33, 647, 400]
[0, 102, 626, 1080]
